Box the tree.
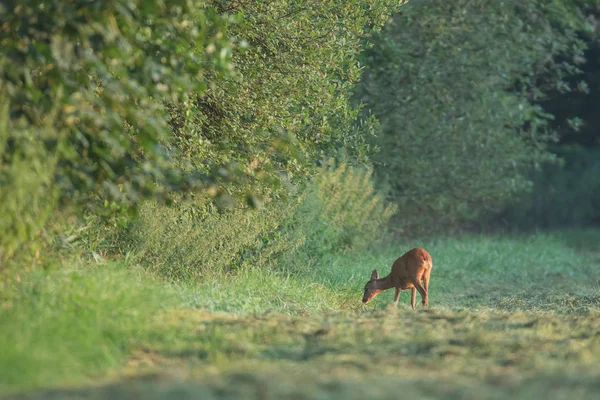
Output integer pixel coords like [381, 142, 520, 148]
[0, 0, 404, 264]
[358, 0, 592, 232]
[0, 0, 235, 210]
[0, 0, 235, 263]
[168, 0, 404, 199]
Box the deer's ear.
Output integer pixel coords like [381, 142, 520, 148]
[370, 270, 379, 280]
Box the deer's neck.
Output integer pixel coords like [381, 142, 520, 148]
[375, 274, 395, 291]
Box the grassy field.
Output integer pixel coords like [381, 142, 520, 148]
[1, 229, 600, 399]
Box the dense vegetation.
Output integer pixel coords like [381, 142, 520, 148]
[357, 0, 599, 232]
[0, 0, 402, 267]
[1, 0, 600, 398]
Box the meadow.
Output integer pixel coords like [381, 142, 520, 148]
[2, 1, 600, 399]
[2, 229, 599, 399]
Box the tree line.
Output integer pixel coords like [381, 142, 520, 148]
[1, 0, 598, 268]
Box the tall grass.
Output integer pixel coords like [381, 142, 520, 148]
[177, 268, 349, 314]
[0, 264, 176, 392]
[122, 198, 295, 280]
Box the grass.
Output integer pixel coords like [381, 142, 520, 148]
[0, 264, 178, 393]
[184, 228, 600, 314]
[2, 229, 600, 399]
[177, 268, 347, 314]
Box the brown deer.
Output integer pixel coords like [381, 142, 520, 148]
[362, 248, 432, 309]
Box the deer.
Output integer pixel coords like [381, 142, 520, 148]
[362, 248, 432, 309]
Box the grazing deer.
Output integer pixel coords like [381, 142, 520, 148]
[362, 248, 432, 309]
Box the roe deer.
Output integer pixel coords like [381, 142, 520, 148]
[362, 248, 432, 309]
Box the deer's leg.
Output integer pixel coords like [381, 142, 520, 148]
[411, 287, 416, 310]
[410, 276, 428, 307]
[423, 269, 431, 294]
[393, 287, 401, 305]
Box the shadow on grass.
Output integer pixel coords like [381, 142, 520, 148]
[552, 228, 599, 253]
[5, 368, 600, 400]
[453, 287, 600, 314]
[5, 306, 600, 400]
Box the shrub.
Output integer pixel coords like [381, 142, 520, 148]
[171, 0, 405, 185]
[120, 160, 395, 280]
[283, 160, 397, 273]
[0, 0, 235, 210]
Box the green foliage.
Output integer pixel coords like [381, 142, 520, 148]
[0, 0, 235, 209]
[121, 160, 395, 280]
[0, 0, 238, 266]
[358, 0, 592, 233]
[0, 263, 176, 391]
[0, 105, 60, 265]
[499, 146, 600, 229]
[280, 160, 397, 273]
[170, 0, 405, 191]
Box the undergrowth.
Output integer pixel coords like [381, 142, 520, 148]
[121, 160, 395, 280]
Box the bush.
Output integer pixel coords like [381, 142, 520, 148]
[121, 160, 395, 280]
[0, 1, 240, 265]
[282, 160, 397, 273]
[171, 0, 404, 185]
[0, 0, 235, 210]
[0, 0, 403, 213]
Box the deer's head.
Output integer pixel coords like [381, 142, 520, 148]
[362, 270, 383, 304]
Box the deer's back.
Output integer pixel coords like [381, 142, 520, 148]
[391, 248, 432, 279]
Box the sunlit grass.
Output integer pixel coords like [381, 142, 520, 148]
[309, 230, 600, 312]
[2, 229, 600, 398]
[177, 268, 350, 314]
[0, 264, 177, 393]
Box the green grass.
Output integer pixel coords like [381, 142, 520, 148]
[2, 229, 600, 399]
[177, 268, 348, 314]
[183, 229, 600, 314]
[0, 264, 178, 393]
